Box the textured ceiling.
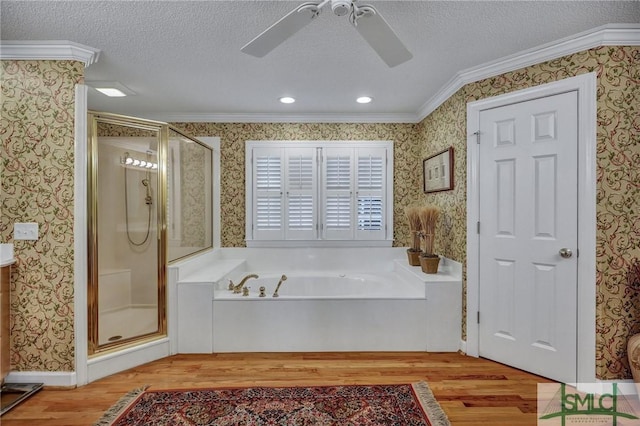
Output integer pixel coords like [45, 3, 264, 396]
[1, 1, 638, 122]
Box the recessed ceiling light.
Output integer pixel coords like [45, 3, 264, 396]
[279, 97, 296, 104]
[95, 88, 127, 97]
[87, 81, 136, 97]
[357, 96, 373, 104]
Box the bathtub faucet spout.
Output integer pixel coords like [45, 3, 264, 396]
[231, 274, 259, 294]
[272, 274, 288, 298]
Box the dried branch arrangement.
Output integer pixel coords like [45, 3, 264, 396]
[419, 206, 440, 256]
[405, 206, 422, 252]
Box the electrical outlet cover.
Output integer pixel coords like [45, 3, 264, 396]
[14, 222, 38, 240]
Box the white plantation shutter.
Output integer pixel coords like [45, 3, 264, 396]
[285, 148, 317, 239]
[247, 141, 392, 246]
[356, 148, 386, 239]
[323, 148, 354, 239]
[253, 147, 284, 239]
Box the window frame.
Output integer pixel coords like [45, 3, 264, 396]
[245, 140, 394, 248]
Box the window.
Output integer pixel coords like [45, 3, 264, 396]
[246, 141, 393, 247]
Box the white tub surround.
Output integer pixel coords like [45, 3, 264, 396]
[171, 248, 462, 354]
[172, 255, 245, 354]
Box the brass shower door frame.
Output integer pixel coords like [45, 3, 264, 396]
[87, 111, 168, 356]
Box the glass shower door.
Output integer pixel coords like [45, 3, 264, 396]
[167, 128, 213, 262]
[88, 113, 166, 354]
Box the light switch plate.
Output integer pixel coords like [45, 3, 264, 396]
[14, 222, 39, 240]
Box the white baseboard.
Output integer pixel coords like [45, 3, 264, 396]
[459, 339, 467, 354]
[5, 371, 77, 387]
[576, 379, 637, 395]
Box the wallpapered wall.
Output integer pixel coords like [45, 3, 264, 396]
[169, 123, 423, 248]
[0, 60, 83, 372]
[417, 46, 639, 380]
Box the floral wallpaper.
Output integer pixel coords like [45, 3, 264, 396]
[417, 46, 639, 379]
[414, 89, 469, 337]
[0, 60, 84, 372]
[170, 123, 422, 248]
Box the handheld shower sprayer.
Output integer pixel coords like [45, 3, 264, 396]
[141, 178, 153, 205]
[272, 274, 288, 298]
[123, 151, 154, 246]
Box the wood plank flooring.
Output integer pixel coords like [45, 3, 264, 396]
[1, 352, 552, 425]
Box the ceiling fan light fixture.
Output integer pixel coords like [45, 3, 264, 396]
[331, 0, 352, 16]
[241, 0, 412, 67]
[279, 96, 296, 104]
[356, 96, 373, 104]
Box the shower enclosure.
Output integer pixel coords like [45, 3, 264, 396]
[87, 112, 212, 355]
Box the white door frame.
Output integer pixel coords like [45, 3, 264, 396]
[466, 72, 597, 383]
[74, 84, 89, 386]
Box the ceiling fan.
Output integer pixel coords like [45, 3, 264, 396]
[241, 0, 413, 68]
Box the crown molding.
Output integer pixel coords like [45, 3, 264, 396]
[144, 112, 420, 124]
[0, 40, 101, 67]
[416, 23, 640, 122]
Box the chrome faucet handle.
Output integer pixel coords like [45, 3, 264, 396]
[259, 286, 266, 297]
[228, 279, 234, 291]
[242, 287, 250, 297]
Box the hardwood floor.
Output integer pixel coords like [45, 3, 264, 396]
[1, 352, 552, 425]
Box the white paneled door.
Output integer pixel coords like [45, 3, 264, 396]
[478, 91, 578, 383]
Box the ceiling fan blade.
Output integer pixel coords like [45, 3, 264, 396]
[353, 6, 413, 67]
[241, 3, 321, 58]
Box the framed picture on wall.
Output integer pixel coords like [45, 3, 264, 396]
[423, 147, 454, 193]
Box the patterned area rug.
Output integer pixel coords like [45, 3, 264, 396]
[94, 382, 449, 425]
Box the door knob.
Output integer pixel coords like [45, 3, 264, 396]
[559, 248, 573, 259]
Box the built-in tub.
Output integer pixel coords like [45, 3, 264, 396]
[212, 270, 428, 352]
[174, 248, 462, 355]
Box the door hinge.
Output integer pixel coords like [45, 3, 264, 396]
[477, 221, 480, 234]
[474, 131, 480, 144]
[477, 312, 480, 324]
